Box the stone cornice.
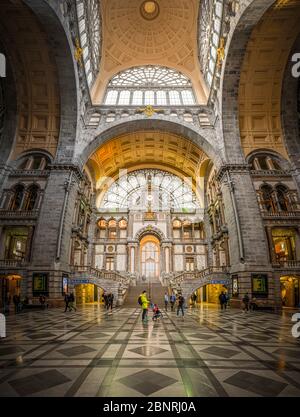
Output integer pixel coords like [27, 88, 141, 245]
[216, 164, 251, 182]
[49, 163, 84, 181]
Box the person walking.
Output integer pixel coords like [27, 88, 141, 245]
[164, 292, 169, 311]
[68, 292, 77, 312]
[177, 294, 185, 317]
[13, 294, 20, 314]
[64, 292, 70, 312]
[108, 292, 114, 311]
[219, 292, 227, 310]
[103, 291, 109, 310]
[170, 292, 176, 312]
[138, 290, 149, 324]
[242, 293, 250, 312]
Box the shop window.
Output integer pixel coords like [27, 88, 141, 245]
[4, 227, 29, 260]
[272, 228, 296, 262]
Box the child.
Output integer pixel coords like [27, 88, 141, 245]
[152, 304, 163, 321]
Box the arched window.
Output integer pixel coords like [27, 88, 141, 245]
[10, 185, 25, 210]
[76, 0, 101, 87]
[260, 184, 275, 213]
[276, 185, 289, 211]
[24, 185, 39, 211]
[103, 66, 196, 106]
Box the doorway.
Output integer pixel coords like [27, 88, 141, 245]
[75, 284, 104, 305]
[140, 235, 160, 282]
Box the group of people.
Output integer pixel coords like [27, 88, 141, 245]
[103, 292, 114, 311]
[139, 290, 185, 324]
[64, 292, 76, 312]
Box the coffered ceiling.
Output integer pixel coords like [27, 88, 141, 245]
[92, 0, 207, 104]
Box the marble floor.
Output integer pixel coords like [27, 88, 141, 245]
[0, 305, 299, 397]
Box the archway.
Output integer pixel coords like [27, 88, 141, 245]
[140, 235, 160, 283]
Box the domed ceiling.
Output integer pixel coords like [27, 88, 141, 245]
[92, 0, 207, 104]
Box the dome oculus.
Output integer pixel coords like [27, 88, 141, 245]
[140, 1, 160, 20]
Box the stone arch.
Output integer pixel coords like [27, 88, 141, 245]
[135, 226, 166, 242]
[79, 118, 223, 171]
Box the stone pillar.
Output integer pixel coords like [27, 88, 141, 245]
[218, 165, 270, 270]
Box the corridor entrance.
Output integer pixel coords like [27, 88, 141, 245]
[75, 284, 104, 305]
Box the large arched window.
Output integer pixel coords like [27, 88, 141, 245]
[98, 169, 201, 211]
[76, 0, 101, 87]
[103, 66, 196, 106]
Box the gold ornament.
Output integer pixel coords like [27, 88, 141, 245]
[74, 38, 83, 66]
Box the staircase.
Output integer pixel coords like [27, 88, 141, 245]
[123, 282, 169, 307]
[149, 283, 168, 306]
[123, 284, 150, 307]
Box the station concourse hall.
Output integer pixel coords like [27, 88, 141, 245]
[0, 0, 300, 398]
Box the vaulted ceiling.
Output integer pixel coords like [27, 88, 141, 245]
[86, 131, 208, 188]
[92, 0, 207, 104]
[239, 0, 300, 158]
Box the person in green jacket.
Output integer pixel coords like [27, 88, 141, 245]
[139, 290, 149, 323]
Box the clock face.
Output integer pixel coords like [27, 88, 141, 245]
[107, 246, 114, 253]
[186, 246, 193, 253]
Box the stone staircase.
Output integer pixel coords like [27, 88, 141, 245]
[123, 284, 150, 307]
[123, 281, 169, 307]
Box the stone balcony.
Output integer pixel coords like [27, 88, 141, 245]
[84, 105, 215, 131]
[0, 259, 28, 269]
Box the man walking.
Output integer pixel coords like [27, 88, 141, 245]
[139, 290, 149, 324]
[164, 292, 169, 311]
[177, 294, 185, 318]
[68, 292, 77, 312]
[219, 292, 227, 310]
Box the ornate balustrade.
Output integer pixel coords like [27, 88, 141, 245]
[71, 265, 130, 286]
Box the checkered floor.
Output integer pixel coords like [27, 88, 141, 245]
[0, 305, 299, 397]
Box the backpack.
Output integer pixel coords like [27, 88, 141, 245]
[138, 295, 142, 305]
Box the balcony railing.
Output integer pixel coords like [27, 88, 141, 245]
[273, 260, 300, 269]
[261, 210, 300, 219]
[71, 265, 130, 286]
[0, 210, 39, 219]
[0, 259, 28, 268]
[172, 266, 229, 284]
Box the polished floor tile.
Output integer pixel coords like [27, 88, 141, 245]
[0, 305, 299, 397]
